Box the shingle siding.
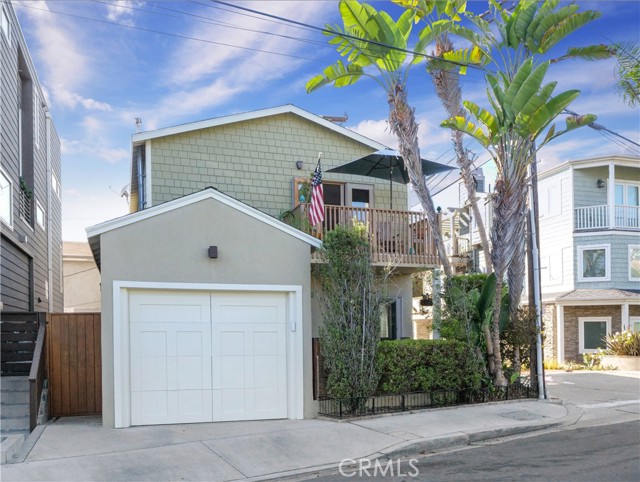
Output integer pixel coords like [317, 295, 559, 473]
[0, 2, 62, 313]
[145, 113, 402, 216]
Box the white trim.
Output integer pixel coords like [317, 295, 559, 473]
[622, 303, 630, 330]
[608, 163, 615, 229]
[578, 316, 611, 354]
[86, 187, 322, 249]
[0, 167, 13, 229]
[539, 156, 640, 181]
[574, 230, 640, 238]
[557, 305, 565, 364]
[629, 245, 640, 281]
[131, 104, 388, 151]
[1, 4, 10, 44]
[577, 244, 610, 282]
[112, 281, 305, 428]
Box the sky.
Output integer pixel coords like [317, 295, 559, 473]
[12, 0, 640, 241]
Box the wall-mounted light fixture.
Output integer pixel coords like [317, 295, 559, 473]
[596, 179, 606, 188]
[208, 246, 218, 259]
[296, 161, 304, 170]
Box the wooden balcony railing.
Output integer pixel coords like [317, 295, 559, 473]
[284, 204, 439, 267]
[575, 204, 640, 230]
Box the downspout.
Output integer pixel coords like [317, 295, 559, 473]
[45, 110, 53, 313]
[136, 145, 145, 210]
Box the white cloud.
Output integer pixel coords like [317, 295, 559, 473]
[56, 90, 113, 112]
[105, 1, 144, 26]
[349, 119, 397, 148]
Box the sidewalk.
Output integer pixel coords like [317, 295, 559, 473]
[1, 399, 571, 481]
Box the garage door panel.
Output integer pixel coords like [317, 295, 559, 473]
[129, 290, 288, 425]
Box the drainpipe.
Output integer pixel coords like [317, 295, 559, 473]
[46, 110, 53, 313]
[136, 145, 145, 210]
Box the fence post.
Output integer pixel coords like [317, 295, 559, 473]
[339, 400, 343, 419]
[401, 395, 405, 412]
[372, 397, 375, 415]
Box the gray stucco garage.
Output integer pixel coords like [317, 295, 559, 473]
[87, 188, 321, 428]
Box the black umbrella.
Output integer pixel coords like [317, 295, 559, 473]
[327, 149, 456, 209]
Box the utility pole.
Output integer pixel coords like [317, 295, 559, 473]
[527, 150, 546, 399]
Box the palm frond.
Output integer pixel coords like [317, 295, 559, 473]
[306, 61, 365, 92]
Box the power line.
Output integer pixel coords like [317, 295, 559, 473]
[15, 3, 326, 64]
[209, 0, 488, 72]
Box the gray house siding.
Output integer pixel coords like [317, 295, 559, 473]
[0, 2, 62, 313]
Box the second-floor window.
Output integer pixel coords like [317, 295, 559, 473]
[578, 244, 610, 282]
[629, 245, 640, 281]
[0, 169, 12, 228]
[36, 200, 45, 230]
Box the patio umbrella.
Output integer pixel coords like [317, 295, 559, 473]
[327, 149, 456, 209]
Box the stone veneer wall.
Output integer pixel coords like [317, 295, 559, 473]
[563, 305, 622, 362]
[630, 305, 640, 317]
[541, 304, 557, 361]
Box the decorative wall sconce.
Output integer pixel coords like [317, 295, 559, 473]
[596, 179, 605, 188]
[296, 161, 304, 170]
[208, 246, 218, 258]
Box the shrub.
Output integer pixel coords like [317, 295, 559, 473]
[316, 223, 384, 403]
[605, 329, 640, 356]
[376, 339, 484, 394]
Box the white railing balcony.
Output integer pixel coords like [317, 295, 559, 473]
[575, 204, 639, 230]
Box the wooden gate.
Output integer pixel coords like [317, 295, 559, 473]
[47, 313, 101, 416]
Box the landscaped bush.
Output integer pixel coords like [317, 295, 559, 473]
[605, 329, 640, 356]
[376, 339, 484, 395]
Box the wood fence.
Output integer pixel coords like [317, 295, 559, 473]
[47, 313, 102, 417]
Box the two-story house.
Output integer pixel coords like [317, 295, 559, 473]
[0, 1, 63, 314]
[86, 105, 442, 428]
[537, 156, 640, 364]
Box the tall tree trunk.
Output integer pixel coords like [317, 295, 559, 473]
[507, 214, 527, 318]
[490, 136, 533, 387]
[432, 34, 493, 272]
[387, 83, 452, 277]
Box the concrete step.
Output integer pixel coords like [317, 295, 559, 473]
[0, 416, 29, 432]
[0, 377, 29, 391]
[0, 403, 29, 418]
[0, 433, 26, 464]
[0, 390, 29, 405]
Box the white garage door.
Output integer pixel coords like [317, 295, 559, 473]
[129, 290, 288, 426]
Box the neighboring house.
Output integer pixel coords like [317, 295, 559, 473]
[87, 105, 442, 428]
[62, 242, 100, 313]
[536, 156, 640, 363]
[0, 2, 62, 313]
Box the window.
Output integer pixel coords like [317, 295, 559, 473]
[629, 245, 640, 281]
[631, 317, 640, 333]
[0, 169, 12, 228]
[579, 317, 611, 353]
[36, 200, 45, 230]
[578, 244, 610, 282]
[380, 299, 401, 339]
[1, 6, 9, 42]
[52, 172, 61, 198]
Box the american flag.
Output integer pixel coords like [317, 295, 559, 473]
[309, 157, 324, 227]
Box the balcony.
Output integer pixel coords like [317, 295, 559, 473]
[574, 204, 639, 230]
[285, 204, 439, 269]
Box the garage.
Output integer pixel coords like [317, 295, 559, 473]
[129, 290, 288, 426]
[86, 188, 320, 428]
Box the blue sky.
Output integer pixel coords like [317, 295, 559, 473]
[14, 0, 640, 241]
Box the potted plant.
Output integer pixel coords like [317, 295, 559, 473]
[599, 329, 640, 371]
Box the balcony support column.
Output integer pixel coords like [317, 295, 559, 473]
[608, 163, 615, 228]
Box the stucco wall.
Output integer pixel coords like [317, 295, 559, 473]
[146, 113, 405, 216]
[99, 197, 314, 427]
[310, 271, 414, 339]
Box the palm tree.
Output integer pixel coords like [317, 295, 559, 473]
[393, 0, 494, 273]
[306, 0, 453, 277]
[441, 0, 607, 384]
[612, 41, 640, 108]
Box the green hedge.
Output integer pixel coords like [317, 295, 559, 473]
[376, 339, 484, 395]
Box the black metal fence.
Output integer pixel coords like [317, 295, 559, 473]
[318, 377, 537, 419]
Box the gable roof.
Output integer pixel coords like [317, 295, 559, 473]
[132, 104, 388, 150]
[86, 187, 322, 268]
